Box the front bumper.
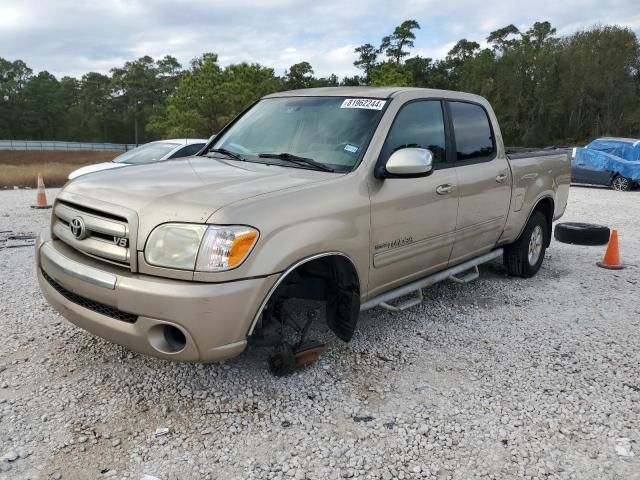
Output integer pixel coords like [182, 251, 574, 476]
[36, 231, 277, 362]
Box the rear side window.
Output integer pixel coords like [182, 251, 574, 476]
[449, 101, 495, 162]
[380, 100, 446, 164]
[170, 143, 204, 159]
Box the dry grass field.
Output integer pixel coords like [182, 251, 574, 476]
[0, 150, 120, 188]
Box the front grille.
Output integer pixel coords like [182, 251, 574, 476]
[52, 200, 131, 268]
[42, 269, 138, 323]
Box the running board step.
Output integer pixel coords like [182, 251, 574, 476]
[361, 249, 503, 312]
[379, 289, 424, 313]
[449, 266, 479, 284]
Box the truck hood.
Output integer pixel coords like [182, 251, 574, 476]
[61, 156, 335, 238]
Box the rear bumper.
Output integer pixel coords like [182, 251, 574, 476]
[36, 231, 277, 362]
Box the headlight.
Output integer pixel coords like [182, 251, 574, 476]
[145, 223, 258, 272]
[195, 226, 259, 271]
[145, 224, 207, 270]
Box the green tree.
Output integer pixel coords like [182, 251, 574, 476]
[443, 39, 481, 89]
[340, 75, 363, 86]
[379, 20, 421, 63]
[448, 39, 481, 62]
[0, 58, 33, 138]
[111, 55, 182, 144]
[148, 53, 223, 137]
[217, 62, 280, 124]
[77, 72, 116, 141]
[487, 24, 521, 52]
[285, 62, 315, 89]
[456, 48, 497, 99]
[19, 71, 62, 139]
[369, 62, 412, 86]
[528, 21, 557, 48]
[404, 56, 432, 87]
[57, 76, 82, 140]
[149, 54, 280, 137]
[353, 43, 378, 83]
[1, 21, 640, 148]
[557, 26, 640, 142]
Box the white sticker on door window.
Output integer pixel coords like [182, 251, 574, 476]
[340, 98, 386, 110]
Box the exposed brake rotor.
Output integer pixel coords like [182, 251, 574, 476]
[293, 340, 326, 369]
[269, 340, 327, 376]
[266, 305, 326, 376]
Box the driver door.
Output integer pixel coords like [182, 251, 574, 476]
[368, 100, 459, 298]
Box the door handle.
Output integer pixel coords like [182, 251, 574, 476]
[436, 184, 454, 195]
[495, 173, 508, 183]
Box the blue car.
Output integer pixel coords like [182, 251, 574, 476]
[571, 138, 640, 191]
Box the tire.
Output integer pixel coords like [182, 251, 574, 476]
[611, 175, 632, 191]
[553, 222, 610, 246]
[504, 211, 548, 278]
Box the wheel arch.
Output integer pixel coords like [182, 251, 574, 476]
[611, 173, 634, 191]
[247, 252, 361, 339]
[516, 196, 555, 248]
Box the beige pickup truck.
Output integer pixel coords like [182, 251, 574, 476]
[36, 87, 570, 374]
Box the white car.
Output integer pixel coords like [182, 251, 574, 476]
[68, 139, 208, 180]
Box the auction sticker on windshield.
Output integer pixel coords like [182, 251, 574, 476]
[340, 98, 386, 110]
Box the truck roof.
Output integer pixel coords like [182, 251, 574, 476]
[264, 86, 486, 101]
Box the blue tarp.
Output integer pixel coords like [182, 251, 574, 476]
[573, 138, 640, 181]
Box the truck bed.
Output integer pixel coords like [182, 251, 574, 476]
[506, 147, 569, 159]
[499, 147, 571, 244]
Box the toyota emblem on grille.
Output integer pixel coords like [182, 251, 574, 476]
[69, 216, 88, 240]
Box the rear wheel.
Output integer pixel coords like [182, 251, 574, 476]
[612, 175, 632, 191]
[504, 211, 548, 278]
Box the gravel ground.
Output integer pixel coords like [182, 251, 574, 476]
[1, 186, 638, 480]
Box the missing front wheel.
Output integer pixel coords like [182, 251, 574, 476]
[253, 301, 327, 376]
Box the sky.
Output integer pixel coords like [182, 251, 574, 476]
[1, 0, 639, 79]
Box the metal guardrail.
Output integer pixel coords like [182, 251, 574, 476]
[0, 140, 136, 152]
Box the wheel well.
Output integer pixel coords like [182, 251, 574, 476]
[611, 174, 634, 187]
[611, 172, 634, 179]
[257, 254, 361, 342]
[610, 173, 621, 185]
[532, 197, 554, 247]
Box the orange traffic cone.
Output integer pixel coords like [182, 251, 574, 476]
[597, 229, 625, 270]
[31, 173, 52, 209]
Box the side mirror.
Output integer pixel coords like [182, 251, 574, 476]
[384, 148, 434, 178]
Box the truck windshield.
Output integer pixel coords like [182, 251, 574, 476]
[210, 97, 386, 171]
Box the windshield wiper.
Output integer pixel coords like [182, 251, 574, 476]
[207, 148, 247, 162]
[258, 152, 335, 172]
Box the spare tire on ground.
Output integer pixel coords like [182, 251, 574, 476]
[554, 222, 610, 246]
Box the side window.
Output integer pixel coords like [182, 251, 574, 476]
[170, 144, 204, 159]
[449, 101, 495, 162]
[185, 143, 205, 156]
[380, 100, 446, 164]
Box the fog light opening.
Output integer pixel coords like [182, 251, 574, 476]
[148, 324, 187, 354]
[163, 325, 186, 351]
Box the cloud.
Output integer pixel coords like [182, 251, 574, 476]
[0, 0, 638, 79]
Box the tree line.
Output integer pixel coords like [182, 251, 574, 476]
[1, 20, 638, 147]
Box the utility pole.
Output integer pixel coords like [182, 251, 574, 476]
[133, 99, 139, 146]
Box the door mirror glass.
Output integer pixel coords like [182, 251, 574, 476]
[385, 148, 434, 177]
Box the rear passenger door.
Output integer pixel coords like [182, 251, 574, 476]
[448, 100, 511, 263]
